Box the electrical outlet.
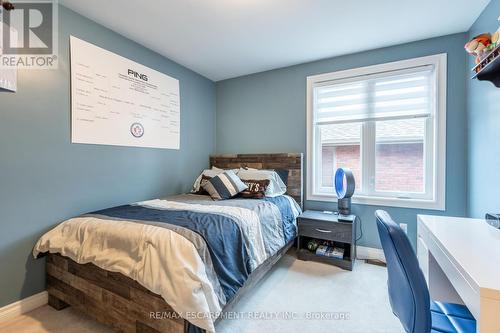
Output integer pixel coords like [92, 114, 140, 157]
[400, 223, 408, 234]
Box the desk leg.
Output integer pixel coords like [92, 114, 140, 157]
[480, 294, 500, 333]
[418, 235, 464, 305]
[417, 235, 429, 282]
[428, 253, 464, 305]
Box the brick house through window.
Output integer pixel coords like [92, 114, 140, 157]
[320, 119, 425, 193]
[322, 145, 361, 189]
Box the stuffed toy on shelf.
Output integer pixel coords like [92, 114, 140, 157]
[0, 1, 15, 11]
[491, 16, 500, 48]
[465, 33, 492, 64]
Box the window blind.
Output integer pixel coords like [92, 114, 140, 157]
[313, 65, 435, 125]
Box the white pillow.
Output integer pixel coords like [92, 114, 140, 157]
[237, 169, 287, 197]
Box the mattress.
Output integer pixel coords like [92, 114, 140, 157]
[33, 194, 301, 332]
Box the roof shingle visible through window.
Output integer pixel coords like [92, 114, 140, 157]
[321, 119, 425, 144]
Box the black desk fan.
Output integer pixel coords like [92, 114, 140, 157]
[334, 168, 355, 215]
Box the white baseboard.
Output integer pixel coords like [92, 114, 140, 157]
[357, 246, 386, 262]
[0, 291, 48, 323]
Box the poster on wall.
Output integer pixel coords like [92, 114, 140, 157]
[0, 23, 17, 92]
[70, 36, 180, 149]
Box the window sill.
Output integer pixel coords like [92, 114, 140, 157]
[307, 193, 445, 211]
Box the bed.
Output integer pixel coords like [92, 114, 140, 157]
[33, 153, 303, 333]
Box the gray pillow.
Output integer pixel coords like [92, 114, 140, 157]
[202, 170, 248, 200]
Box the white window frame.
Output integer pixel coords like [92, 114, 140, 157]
[306, 54, 447, 210]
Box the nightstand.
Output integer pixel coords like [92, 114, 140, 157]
[297, 210, 357, 270]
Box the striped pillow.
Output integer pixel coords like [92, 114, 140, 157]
[202, 170, 248, 200]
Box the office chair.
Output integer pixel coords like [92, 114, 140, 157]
[375, 210, 476, 333]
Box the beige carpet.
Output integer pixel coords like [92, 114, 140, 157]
[0, 254, 404, 333]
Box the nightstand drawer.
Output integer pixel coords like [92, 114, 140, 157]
[298, 219, 352, 243]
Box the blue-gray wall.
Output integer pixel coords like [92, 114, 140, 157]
[467, 0, 500, 218]
[216, 33, 469, 249]
[0, 6, 215, 307]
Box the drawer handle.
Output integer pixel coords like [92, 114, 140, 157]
[315, 228, 332, 233]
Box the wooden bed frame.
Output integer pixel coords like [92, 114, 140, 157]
[46, 153, 303, 333]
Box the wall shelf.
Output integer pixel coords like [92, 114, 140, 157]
[472, 45, 500, 87]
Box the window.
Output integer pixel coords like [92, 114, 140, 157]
[307, 54, 446, 210]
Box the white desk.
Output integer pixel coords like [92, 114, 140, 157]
[417, 215, 500, 333]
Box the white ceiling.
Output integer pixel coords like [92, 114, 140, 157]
[60, 0, 490, 81]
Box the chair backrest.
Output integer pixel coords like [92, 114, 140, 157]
[375, 210, 431, 333]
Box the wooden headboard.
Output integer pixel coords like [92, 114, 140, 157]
[209, 153, 303, 208]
